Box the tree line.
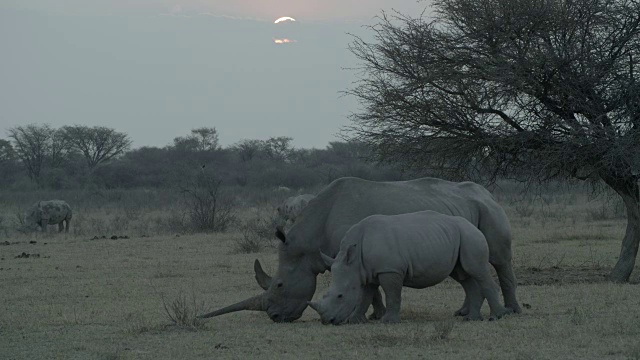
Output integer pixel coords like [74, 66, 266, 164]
[0, 124, 403, 190]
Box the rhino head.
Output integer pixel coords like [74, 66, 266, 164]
[308, 244, 363, 325]
[200, 226, 328, 322]
[21, 202, 46, 232]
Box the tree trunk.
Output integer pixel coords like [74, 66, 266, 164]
[604, 177, 640, 282]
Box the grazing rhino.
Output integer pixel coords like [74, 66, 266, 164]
[24, 200, 72, 233]
[277, 194, 316, 224]
[200, 177, 520, 322]
[308, 210, 512, 324]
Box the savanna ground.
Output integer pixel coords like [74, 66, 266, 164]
[1, 183, 640, 359]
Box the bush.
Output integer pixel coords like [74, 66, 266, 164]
[180, 173, 237, 233]
[235, 208, 278, 253]
[160, 291, 206, 330]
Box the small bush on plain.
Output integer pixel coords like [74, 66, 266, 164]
[180, 174, 237, 233]
[235, 208, 278, 253]
[160, 291, 206, 331]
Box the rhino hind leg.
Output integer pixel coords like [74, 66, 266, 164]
[368, 286, 386, 320]
[65, 218, 70, 233]
[58, 222, 64, 232]
[492, 262, 522, 314]
[460, 255, 512, 320]
[377, 272, 403, 324]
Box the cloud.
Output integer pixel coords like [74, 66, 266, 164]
[273, 38, 297, 44]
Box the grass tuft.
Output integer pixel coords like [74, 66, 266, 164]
[160, 291, 207, 331]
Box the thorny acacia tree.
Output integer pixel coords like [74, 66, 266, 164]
[346, 0, 640, 281]
[62, 125, 131, 171]
[7, 124, 61, 183]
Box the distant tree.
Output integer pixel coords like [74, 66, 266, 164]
[263, 136, 294, 162]
[327, 141, 372, 161]
[230, 139, 264, 162]
[172, 135, 200, 152]
[172, 127, 220, 152]
[346, 0, 640, 281]
[0, 139, 19, 186]
[7, 124, 54, 183]
[49, 129, 71, 168]
[0, 139, 15, 163]
[62, 125, 132, 171]
[191, 127, 220, 151]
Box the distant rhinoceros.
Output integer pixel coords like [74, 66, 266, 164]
[308, 210, 512, 324]
[23, 200, 72, 233]
[201, 177, 520, 323]
[277, 194, 316, 224]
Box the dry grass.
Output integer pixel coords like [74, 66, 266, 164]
[1, 186, 640, 359]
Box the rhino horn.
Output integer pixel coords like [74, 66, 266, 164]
[307, 301, 321, 313]
[254, 259, 272, 290]
[199, 293, 266, 319]
[320, 252, 335, 268]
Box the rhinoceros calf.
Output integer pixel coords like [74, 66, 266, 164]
[277, 194, 316, 224]
[24, 200, 72, 233]
[309, 210, 512, 324]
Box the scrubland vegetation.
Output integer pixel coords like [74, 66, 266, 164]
[1, 177, 639, 359]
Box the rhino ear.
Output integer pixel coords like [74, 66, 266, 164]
[320, 251, 335, 267]
[275, 225, 286, 242]
[345, 244, 358, 265]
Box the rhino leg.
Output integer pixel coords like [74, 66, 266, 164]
[368, 287, 386, 320]
[58, 222, 64, 232]
[451, 278, 479, 317]
[459, 239, 512, 321]
[456, 277, 484, 321]
[65, 218, 70, 233]
[348, 285, 376, 324]
[492, 262, 521, 314]
[378, 272, 403, 324]
[473, 268, 512, 321]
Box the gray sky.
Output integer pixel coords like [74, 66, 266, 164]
[1, 1, 428, 149]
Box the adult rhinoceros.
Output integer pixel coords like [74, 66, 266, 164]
[23, 200, 72, 233]
[201, 177, 521, 322]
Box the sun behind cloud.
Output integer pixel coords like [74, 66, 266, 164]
[274, 16, 296, 23]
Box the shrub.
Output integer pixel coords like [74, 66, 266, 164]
[235, 208, 278, 253]
[180, 173, 237, 233]
[160, 291, 206, 330]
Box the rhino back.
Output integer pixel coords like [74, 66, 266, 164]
[286, 177, 506, 257]
[40, 200, 72, 224]
[324, 178, 497, 251]
[352, 211, 463, 287]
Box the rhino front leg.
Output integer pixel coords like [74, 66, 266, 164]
[457, 277, 484, 321]
[452, 278, 480, 317]
[369, 286, 386, 320]
[378, 272, 403, 324]
[348, 285, 376, 324]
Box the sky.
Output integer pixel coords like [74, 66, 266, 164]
[1, 1, 429, 149]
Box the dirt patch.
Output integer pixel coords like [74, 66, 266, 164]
[89, 235, 130, 240]
[15, 252, 40, 259]
[516, 266, 613, 285]
[1, 241, 21, 246]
